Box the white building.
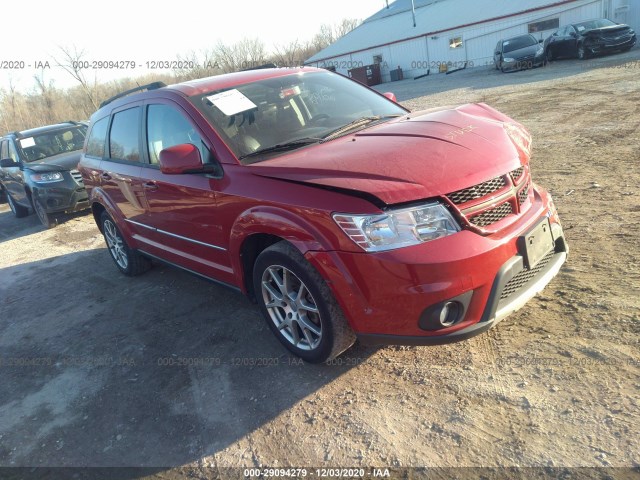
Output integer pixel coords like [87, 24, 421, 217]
[305, 0, 640, 83]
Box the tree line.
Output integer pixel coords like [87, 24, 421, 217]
[0, 19, 360, 133]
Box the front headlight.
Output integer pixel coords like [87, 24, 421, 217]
[333, 202, 460, 252]
[503, 57, 515, 63]
[536, 46, 544, 56]
[30, 172, 64, 183]
[504, 122, 532, 157]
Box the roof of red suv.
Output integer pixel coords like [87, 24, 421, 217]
[166, 67, 321, 97]
[92, 67, 323, 117]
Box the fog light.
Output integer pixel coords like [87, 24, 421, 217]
[439, 302, 461, 327]
[419, 291, 473, 331]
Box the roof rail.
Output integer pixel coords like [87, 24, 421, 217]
[99, 81, 167, 108]
[241, 62, 278, 72]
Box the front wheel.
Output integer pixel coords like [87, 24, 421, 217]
[253, 241, 356, 363]
[546, 49, 554, 62]
[7, 193, 29, 218]
[100, 211, 152, 276]
[577, 44, 588, 60]
[33, 197, 56, 228]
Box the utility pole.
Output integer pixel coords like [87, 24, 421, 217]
[411, 0, 416, 27]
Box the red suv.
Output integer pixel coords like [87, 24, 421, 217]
[79, 68, 568, 362]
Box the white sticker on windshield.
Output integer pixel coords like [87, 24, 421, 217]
[577, 26, 585, 32]
[504, 41, 510, 46]
[206, 89, 257, 116]
[20, 137, 36, 148]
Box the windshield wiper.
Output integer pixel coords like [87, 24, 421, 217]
[238, 137, 321, 161]
[321, 114, 403, 142]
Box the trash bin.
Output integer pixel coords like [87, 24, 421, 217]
[390, 67, 404, 82]
[348, 64, 382, 86]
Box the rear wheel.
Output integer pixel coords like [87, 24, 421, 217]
[7, 193, 29, 218]
[100, 211, 152, 276]
[253, 241, 356, 363]
[33, 197, 56, 228]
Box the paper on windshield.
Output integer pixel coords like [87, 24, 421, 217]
[206, 89, 257, 116]
[20, 137, 36, 148]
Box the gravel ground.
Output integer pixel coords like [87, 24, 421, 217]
[0, 49, 639, 479]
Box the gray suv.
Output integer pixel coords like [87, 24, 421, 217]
[0, 121, 89, 228]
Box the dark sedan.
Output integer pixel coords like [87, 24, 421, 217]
[494, 34, 546, 72]
[545, 19, 636, 60]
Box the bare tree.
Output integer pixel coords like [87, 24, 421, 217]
[173, 49, 222, 81]
[273, 39, 305, 68]
[334, 18, 361, 38]
[33, 70, 56, 125]
[55, 45, 99, 114]
[213, 38, 267, 73]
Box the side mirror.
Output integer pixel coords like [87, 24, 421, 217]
[159, 144, 203, 174]
[383, 92, 397, 103]
[570, 32, 578, 38]
[0, 158, 19, 168]
[538, 38, 544, 43]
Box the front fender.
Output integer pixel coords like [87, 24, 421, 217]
[228, 205, 337, 287]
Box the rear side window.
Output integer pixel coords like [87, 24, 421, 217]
[109, 107, 141, 162]
[85, 117, 109, 158]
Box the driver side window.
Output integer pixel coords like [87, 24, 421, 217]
[7, 141, 19, 162]
[147, 104, 206, 165]
[1, 141, 9, 160]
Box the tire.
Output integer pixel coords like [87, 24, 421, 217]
[100, 211, 152, 276]
[33, 197, 56, 228]
[7, 192, 29, 218]
[577, 44, 588, 60]
[253, 241, 356, 363]
[546, 49, 554, 62]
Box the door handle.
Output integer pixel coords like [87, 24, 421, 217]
[101, 173, 112, 181]
[143, 181, 158, 192]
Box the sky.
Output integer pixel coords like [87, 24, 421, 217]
[0, 0, 387, 92]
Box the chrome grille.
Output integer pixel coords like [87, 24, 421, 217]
[500, 250, 555, 300]
[70, 169, 84, 186]
[518, 182, 530, 206]
[447, 176, 506, 205]
[469, 202, 513, 228]
[511, 166, 524, 183]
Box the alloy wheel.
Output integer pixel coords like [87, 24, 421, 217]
[261, 265, 322, 351]
[103, 219, 129, 270]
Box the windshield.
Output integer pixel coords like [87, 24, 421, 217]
[193, 71, 407, 164]
[18, 126, 87, 162]
[503, 35, 538, 53]
[575, 19, 617, 32]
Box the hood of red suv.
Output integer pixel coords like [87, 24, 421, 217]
[248, 103, 525, 206]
